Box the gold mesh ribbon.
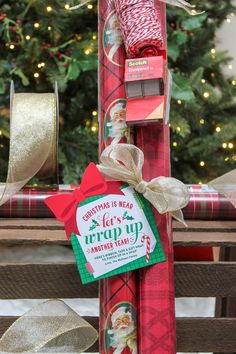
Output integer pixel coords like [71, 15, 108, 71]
[209, 169, 236, 208]
[0, 82, 58, 206]
[0, 299, 98, 353]
[97, 143, 190, 225]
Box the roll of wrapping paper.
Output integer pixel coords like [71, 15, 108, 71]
[136, 125, 175, 354]
[98, 1, 138, 353]
[135, 2, 176, 353]
[1, 184, 235, 219]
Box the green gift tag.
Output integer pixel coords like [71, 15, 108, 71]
[71, 183, 165, 284]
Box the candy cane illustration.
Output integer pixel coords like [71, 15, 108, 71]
[141, 234, 151, 263]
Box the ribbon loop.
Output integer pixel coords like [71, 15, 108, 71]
[97, 144, 190, 225]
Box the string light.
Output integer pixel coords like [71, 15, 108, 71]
[228, 64, 233, 70]
[226, 18, 231, 23]
[0, 144, 4, 148]
[34, 72, 39, 78]
[216, 126, 221, 132]
[228, 143, 234, 149]
[200, 118, 205, 124]
[9, 44, 15, 50]
[232, 80, 236, 86]
[46, 6, 52, 12]
[92, 34, 97, 40]
[91, 125, 98, 132]
[211, 72, 216, 78]
[198, 181, 203, 185]
[177, 99, 182, 105]
[211, 49, 216, 54]
[25, 35, 31, 40]
[222, 143, 227, 148]
[201, 79, 206, 83]
[38, 62, 45, 68]
[200, 161, 205, 167]
[92, 111, 97, 116]
[232, 156, 236, 161]
[203, 92, 210, 98]
[0, 130, 2, 136]
[85, 119, 91, 127]
[48, 26, 52, 31]
[65, 4, 70, 10]
[176, 127, 181, 132]
[34, 22, 40, 28]
[84, 48, 92, 55]
[225, 157, 230, 161]
[87, 4, 93, 9]
[173, 142, 178, 147]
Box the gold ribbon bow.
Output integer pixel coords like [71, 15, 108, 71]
[0, 299, 98, 353]
[97, 143, 190, 226]
[0, 82, 58, 206]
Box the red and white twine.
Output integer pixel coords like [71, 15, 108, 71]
[141, 235, 151, 263]
[114, 0, 164, 58]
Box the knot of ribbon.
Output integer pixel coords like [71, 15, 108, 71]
[97, 144, 190, 226]
[45, 162, 107, 224]
[0, 299, 98, 353]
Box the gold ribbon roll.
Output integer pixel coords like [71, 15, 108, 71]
[0, 82, 58, 206]
[0, 299, 98, 353]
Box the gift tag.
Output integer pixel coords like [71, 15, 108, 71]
[71, 182, 165, 284]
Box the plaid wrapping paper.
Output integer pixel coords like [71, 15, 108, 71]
[183, 184, 236, 220]
[136, 123, 176, 354]
[0, 184, 235, 220]
[98, 1, 138, 353]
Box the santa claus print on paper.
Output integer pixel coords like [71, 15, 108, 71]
[105, 303, 137, 354]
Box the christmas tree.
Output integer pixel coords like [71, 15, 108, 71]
[0, 0, 236, 184]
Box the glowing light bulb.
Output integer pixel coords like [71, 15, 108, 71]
[9, 44, 15, 50]
[176, 127, 181, 132]
[25, 35, 31, 40]
[48, 26, 52, 31]
[225, 157, 230, 161]
[232, 156, 236, 161]
[34, 72, 39, 78]
[203, 92, 210, 98]
[198, 181, 203, 185]
[46, 6, 52, 12]
[173, 142, 178, 147]
[65, 4, 70, 9]
[228, 64, 233, 70]
[200, 161, 205, 167]
[91, 125, 97, 132]
[232, 80, 236, 86]
[216, 126, 221, 132]
[211, 49, 216, 54]
[228, 143, 234, 149]
[92, 34, 97, 40]
[201, 79, 206, 83]
[222, 143, 227, 149]
[200, 119, 205, 125]
[87, 4, 93, 9]
[92, 111, 97, 116]
[177, 100, 182, 105]
[227, 18, 231, 23]
[40, 62, 45, 67]
[84, 48, 92, 55]
[0, 130, 2, 136]
[34, 22, 40, 28]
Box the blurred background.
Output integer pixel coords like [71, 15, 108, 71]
[0, 0, 236, 185]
